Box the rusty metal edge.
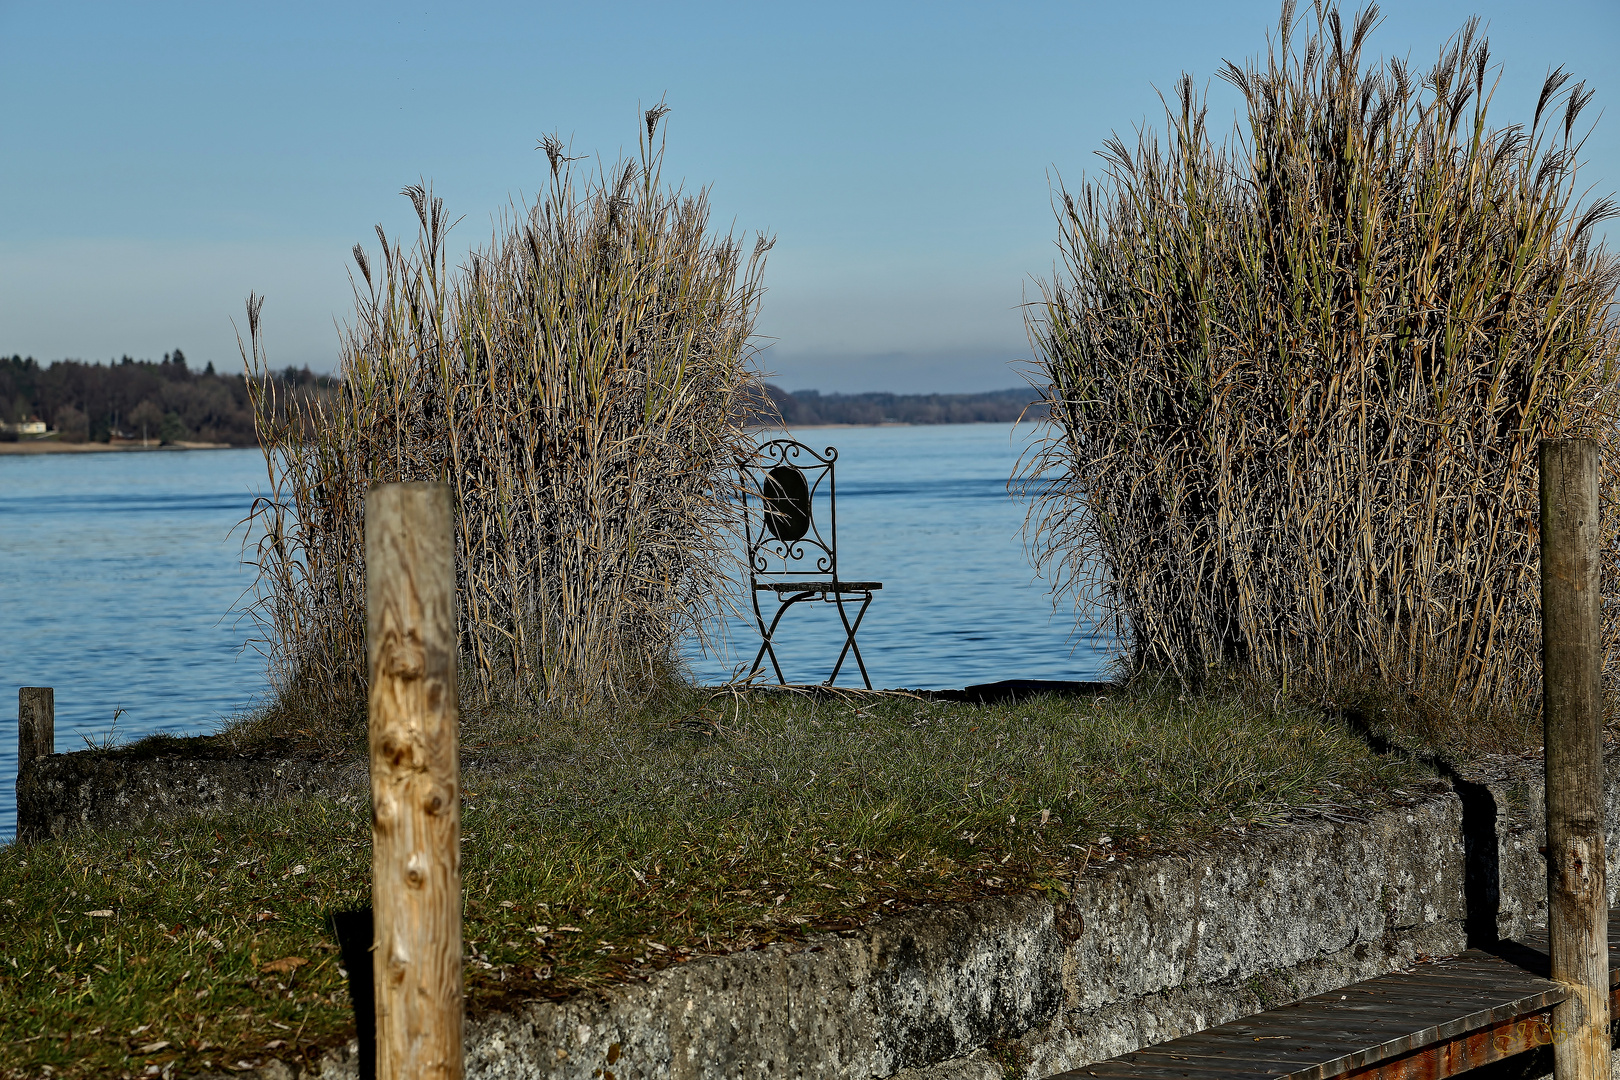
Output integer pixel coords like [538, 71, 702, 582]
[1329, 1010, 1554, 1080]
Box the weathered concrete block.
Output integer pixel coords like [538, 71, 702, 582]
[293, 782, 1487, 1079]
[15, 744, 361, 842]
[454, 895, 1062, 1079]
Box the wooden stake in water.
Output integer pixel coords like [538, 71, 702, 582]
[18, 687, 54, 767]
[1540, 439, 1610, 1080]
[366, 482, 462, 1080]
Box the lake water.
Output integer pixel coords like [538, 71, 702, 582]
[0, 449, 274, 842]
[0, 425, 1112, 841]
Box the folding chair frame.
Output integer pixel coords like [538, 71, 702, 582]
[738, 439, 882, 689]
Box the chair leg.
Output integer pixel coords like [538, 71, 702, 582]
[751, 590, 813, 685]
[749, 588, 787, 684]
[826, 590, 875, 690]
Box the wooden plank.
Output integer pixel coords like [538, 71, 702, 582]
[1164, 997, 1551, 1060]
[1136, 1038, 1329, 1068]
[1045, 914, 1611, 1080]
[1190, 1013, 1453, 1053]
[1347, 953, 1550, 984]
[1186, 1027, 1450, 1076]
[1160, 1006, 1550, 1080]
[1327, 971, 1559, 1007]
[1213, 989, 1558, 1040]
[1156, 1028, 1438, 1073]
[1128, 1044, 1355, 1075]
[1317, 963, 1542, 991]
[1285, 960, 1552, 1001]
[1046, 945, 1568, 1080]
[1390, 966, 1555, 992]
[1391, 955, 1553, 981]
[1067, 1058, 1293, 1080]
[1324, 982, 1560, 1015]
[1321, 975, 1554, 1005]
[1133, 1047, 1318, 1073]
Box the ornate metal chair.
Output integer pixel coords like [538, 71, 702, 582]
[739, 439, 882, 688]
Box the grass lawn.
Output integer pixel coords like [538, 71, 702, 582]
[0, 681, 1428, 1079]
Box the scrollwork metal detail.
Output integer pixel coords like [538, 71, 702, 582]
[740, 440, 837, 576]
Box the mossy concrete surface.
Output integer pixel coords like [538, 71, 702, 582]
[16, 745, 360, 844]
[18, 740, 1612, 1079]
[282, 753, 1608, 1079]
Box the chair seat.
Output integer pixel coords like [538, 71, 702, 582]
[755, 580, 882, 593]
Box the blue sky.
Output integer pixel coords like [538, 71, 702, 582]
[3, 1, 1617, 393]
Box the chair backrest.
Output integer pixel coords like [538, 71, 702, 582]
[739, 439, 840, 580]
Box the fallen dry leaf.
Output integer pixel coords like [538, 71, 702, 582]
[260, 956, 308, 974]
[85, 910, 113, 918]
[137, 1040, 171, 1054]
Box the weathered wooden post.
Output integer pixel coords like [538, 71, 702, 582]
[18, 687, 54, 767]
[366, 482, 462, 1080]
[1540, 438, 1610, 1080]
[17, 687, 55, 841]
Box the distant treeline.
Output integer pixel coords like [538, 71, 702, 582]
[744, 384, 1047, 426]
[0, 352, 332, 445]
[1, 355, 1044, 444]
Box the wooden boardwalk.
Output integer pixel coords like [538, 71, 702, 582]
[1049, 914, 1620, 1080]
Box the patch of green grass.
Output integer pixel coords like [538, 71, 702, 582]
[0, 683, 1428, 1078]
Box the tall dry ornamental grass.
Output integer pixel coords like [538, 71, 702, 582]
[1023, 2, 1620, 722]
[245, 108, 771, 719]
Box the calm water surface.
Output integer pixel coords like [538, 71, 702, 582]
[1, 449, 273, 841]
[0, 426, 1111, 841]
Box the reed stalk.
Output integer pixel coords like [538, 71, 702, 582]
[1023, 1, 1620, 726]
[242, 107, 770, 722]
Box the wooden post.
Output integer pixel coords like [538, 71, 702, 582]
[18, 687, 54, 767]
[1540, 438, 1610, 1080]
[366, 482, 462, 1080]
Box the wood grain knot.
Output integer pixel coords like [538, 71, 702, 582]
[378, 734, 415, 769]
[380, 631, 427, 680]
[1562, 837, 1593, 896]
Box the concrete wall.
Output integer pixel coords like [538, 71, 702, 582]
[15, 746, 360, 843]
[21, 744, 1614, 1080]
[309, 752, 1618, 1079]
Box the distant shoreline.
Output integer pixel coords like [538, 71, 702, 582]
[748, 419, 1043, 430]
[1, 419, 1042, 455]
[746, 384, 1046, 428]
[0, 440, 243, 455]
